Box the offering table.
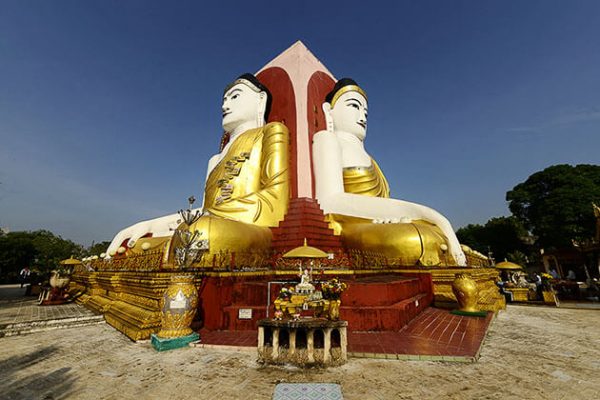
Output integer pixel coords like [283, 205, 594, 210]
[257, 318, 347, 367]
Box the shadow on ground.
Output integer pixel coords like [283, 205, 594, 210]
[0, 345, 77, 400]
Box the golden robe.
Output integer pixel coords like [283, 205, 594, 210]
[203, 122, 290, 226]
[175, 122, 290, 263]
[342, 159, 390, 198]
[330, 158, 453, 266]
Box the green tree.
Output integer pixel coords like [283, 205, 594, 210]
[29, 230, 83, 269]
[0, 233, 37, 280]
[0, 230, 84, 282]
[85, 241, 111, 257]
[457, 216, 530, 262]
[456, 223, 486, 253]
[506, 164, 600, 249]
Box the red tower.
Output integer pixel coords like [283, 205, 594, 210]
[255, 42, 345, 254]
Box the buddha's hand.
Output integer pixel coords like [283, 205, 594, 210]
[110, 213, 183, 252]
[452, 250, 467, 266]
[128, 216, 182, 247]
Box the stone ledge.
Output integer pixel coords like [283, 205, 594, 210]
[0, 316, 105, 337]
[0, 314, 104, 330]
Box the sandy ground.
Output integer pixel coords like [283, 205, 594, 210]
[0, 305, 598, 400]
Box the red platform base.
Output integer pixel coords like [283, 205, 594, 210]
[198, 272, 433, 332]
[38, 287, 71, 306]
[341, 275, 433, 331]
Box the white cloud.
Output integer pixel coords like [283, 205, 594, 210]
[506, 106, 600, 135]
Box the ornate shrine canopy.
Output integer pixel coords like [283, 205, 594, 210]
[60, 256, 82, 266]
[282, 238, 328, 259]
[495, 261, 523, 270]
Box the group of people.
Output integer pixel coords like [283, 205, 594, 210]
[497, 266, 586, 303]
[497, 270, 548, 302]
[549, 267, 577, 280]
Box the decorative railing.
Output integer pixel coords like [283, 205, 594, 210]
[80, 250, 165, 272]
[195, 249, 272, 271]
[72, 245, 492, 275]
[464, 253, 492, 268]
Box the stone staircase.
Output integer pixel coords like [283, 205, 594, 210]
[271, 197, 344, 252]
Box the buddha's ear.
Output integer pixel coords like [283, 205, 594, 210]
[322, 102, 333, 133]
[256, 92, 268, 126]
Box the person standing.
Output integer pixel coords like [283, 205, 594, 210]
[19, 266, 31, 288]
[534, 272, 543, 299]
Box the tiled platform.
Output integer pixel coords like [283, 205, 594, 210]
[198, 307, 493, 361]
[348, 307, 493, 361]
[0, 284, 105, 337]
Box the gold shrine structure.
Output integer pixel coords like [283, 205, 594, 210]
[72, 42, 504, 342]
[71, 243, 503, 341]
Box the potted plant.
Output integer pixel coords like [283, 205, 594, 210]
[541, 272, 557, 304]
[321, 278, 348, 320]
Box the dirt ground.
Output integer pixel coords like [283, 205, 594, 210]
[0, 305, 599, 400]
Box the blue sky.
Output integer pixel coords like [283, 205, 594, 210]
[1, 1, 599, 246]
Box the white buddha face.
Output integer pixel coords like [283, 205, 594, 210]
[330, 91, 368, 140]
[221, 83, 263, 133]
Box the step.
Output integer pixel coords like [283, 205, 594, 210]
[343, 277, 426, 307]
[341, 293, 431, 331]
[0, 314, 106, 337]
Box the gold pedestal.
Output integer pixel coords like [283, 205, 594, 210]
[505, 287, 529, 302]
[542, 290, 557, 305]
[157, 275, 199, 338]
[72, 269, 200, 341]
[452, 273, 479, 312]
[328, 299, 341, 320]
[397, 267, 505, 312]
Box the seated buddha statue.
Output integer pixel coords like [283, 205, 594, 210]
[312, 78, 466, 266]
[106, 74, 290, 262]
[180, 73, 289, 262]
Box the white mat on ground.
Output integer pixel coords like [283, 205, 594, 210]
[273, 383, 343, 400]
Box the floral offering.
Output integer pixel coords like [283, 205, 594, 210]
[277, 286, 294, 301]
[321, 278, 348, 300]
[541, 273, 554, 290]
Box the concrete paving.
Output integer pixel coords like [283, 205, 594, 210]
[1, 285, 599, 400]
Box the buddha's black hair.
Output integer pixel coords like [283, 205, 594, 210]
[224, 73, 273, 121]
[325, 78, 360, 104]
